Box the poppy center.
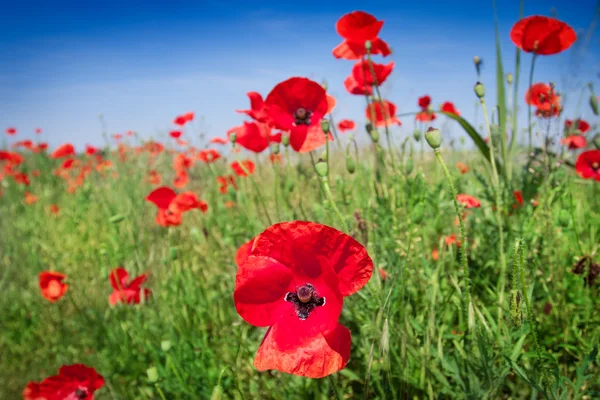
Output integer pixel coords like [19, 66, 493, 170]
[74, 388, 88, 399]
[293, 108, 312, 126]
[47, 280, 63, 297]
[592, 162, 599, 170]
[284, 283, 325, 320]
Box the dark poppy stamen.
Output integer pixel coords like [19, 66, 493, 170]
[592, 162, 599, 170]
[294, 108, 312, 126]
[285, 283, 325, 320]
[74, 388, 88, 399]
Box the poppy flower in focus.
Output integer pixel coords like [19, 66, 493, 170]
[237, 92, 271, 123]
[210, 137, 229, 145]
[108, 267, 151, 305]
[336, 11, 384, 42]
[333, 37, 391, 60]
[228, 122, 273, 153]
[526, 83, 562, 118]
[344, 75, 373, 96]
[170, 130, 183, 139]
[456, 194, 481, 209]
[24, 191, 38, 205]
[23, 364, 104, 400]
[337, 119, 356, 132]
[51, 143, 76, 159]
[198, 149, 221, 163]
[38, 271, 68, 302]
[351, 60, 394, 88]
[48, 204, 60, 216]
[231, 160, 256, 177]
[5, 127, 16, 135]
[575, 150, 600, 181]
[264, 77, 328, 152]
[564, 119, 590, 134]
[513, 190, 524, 207]
[456, 162, 469, 174]
[235, 238, 255, 267]
[234, 221, 373, 378]
[441, 101, 461, 117]
[366, 100, 401, 127]
[561, 135, 587, 149]
[510, 15, 576, 55]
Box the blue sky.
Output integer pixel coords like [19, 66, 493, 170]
[1, 0, 598, 151]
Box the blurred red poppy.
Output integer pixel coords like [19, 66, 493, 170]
[456, 194, 481, 209]
[237, 92, 271, 123]
[49, 204, 60, 216]
[415, 111, 436, 122]
[174, 112, 195, 126]
[23, 364, 104, 400]
[264, 77, 328, 152]
[561, 135, 587, 149]
[24, 191, 38, 205]
[108, 267, 151, 305]
[173, 153, 194, 171]
[564, 119, 590, 134]
[510, 15, 576, 55]
[344, 75, 373, 96]
[12, 140, 34, 150]
[456, 162, 469, 174]
[336, 11, 383, 42]
[169, 192, 208, 214]
[51, 143, 76, 159]
[217, 175, 237, 194]
[366, 100, 401, 127]
[146, 186, 181, 227]
[13, 172, 30, 186]
[441, 101, 461, 117]
[333, 37, 391, 60]
[513, 190, 524, 207]
[351, 60, 394, 87]
[337, 119, 356, 132]
[575, 150, 600, 181]
[228, 122, 273, 153]
[112, 134, 123, 141]
[526, 83, 562, 118]
[35, 128, 42, 134]
[170, 130, 183, 139]
[210, 137, 229, 145]
[39, 271, 68, 302]
[85, 145, 100, 155]
[173, 169, 189, 188]
[231, 160, 256, 177]
[5, 127, 16, 135]
[444, 234, 461, 247]
[326, 94, 336, 114]
[0, 150, 23, 165]
[432, 249, 439, 261]
[148, 170, 162, 185]
[418, 96, 431, 109]
[234, 221, 373, 378]
[198, 149, 221, 163]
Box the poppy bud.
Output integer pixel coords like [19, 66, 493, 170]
[405, 158, 414, 175]
[474, 82, 485, 99]
[590, 94, 599, 116]
[210, 384, 224, 400]
[412, 203, 425, 224]
[229, 132, 237, 145]
[346, 155, 356, 174]
[558, 210, 570, 227]
[270, 142, 280, 155]
[473, 56, 481, 65]
[161, 340, 172, 352]
[109, 214, 125, 224]
[365, 40, 372, 51]
[506, 73, 513, 84]
[147, 367, 159, 383]
[320, 150, 327, 162]
[321, 80, 328, 91]
[593, 134, 600, 150]
[169, 247, 178, 261]
[424, 127, 442, 149]
[413, 129, 422, 142]
[315, 158, 328, 178]
[320, 119, 330, 134]
[281, 134, 290, 147]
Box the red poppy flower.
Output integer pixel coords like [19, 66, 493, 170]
[143, 141, 165, 156]
[415, 111, 436, 122]
[35, 128, 42, 134]
[170, 130, 183, 139]
[173, 112, 194, 126]
[183, 111, 194, 122]
[0, 150, 23, 165]
[168, 192, 208, 214]
[198, 149, 221, 163]
[23, 364, 104, 400]
[146, 187, 181, 227]
[210, 136, 229, 145]
[39, 271, 68, 302]
[513, 190, 524, 207]
[112, 134, 123, 141]
[237, 92, 271, 123]
[231, 160, 256, 177]
[173, 153, 193, 171]
[108, 267, 151, 305]
[575, 150, 600, 181]
[561, 135, 587, 149]
[234, 221, 373, 378]
[236, 238, 255, 267]
[264, 77, 328, 152]
[13, 172, 30, 186]
[228, 122, 273, 153]
[37, 142, 48, 151]
[173, 169, 189, 188]
[85, 145, 100, 155]
[61, 158, 76, 170]
[326, 94, 336, 115]
[217, 175, 237, 194]
[337, 119, 356, 132]
[456, 194, 481, 209]
[564, 119, 590, 134]
[365, 100, 401, 127]
[49, 204, 60, 216]
[32, 170, 40, 177]
[510, 15, 576, 55]
[441, 101, 461, 116]
[51, 143, 76, 159]
[444, 234, 461, 247]
[526, 83, 562, 118]
[332, 37, 391, 60]
[296, 125, 333, 153]
[418, 95, 431, 109]
[351, 60, 394, 88]
[148, 170, 162, 185]
[344, 75, 373, 96]
[336, 11, 383, 42]
[431, 249, 439, 261]
[126, 130, 135, 136]
[12, 140, 34, 150]
[5, 127, 16, 135]
[456, 162, 469, 174]
[24, 191, 38, 205]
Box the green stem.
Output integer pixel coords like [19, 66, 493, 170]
[322, 178, 349, 232]
[328, 375, 342, 400]
[434, 149, 471, 328]
[527, 53, 538, 152]
[272, 154, 281, 221]
[233, 146, 272, 225]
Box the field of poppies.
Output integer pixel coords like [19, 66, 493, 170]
[2, 9, 600, 400]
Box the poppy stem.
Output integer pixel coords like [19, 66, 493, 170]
[433, 149, 472, 331]
[527, 53, 538, 152]
[272, 152, 282, 221]
[328, 374, 342, 400]
[233, 144, 273, 225]
[321, 178, 349, 232]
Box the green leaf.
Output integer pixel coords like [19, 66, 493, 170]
[493, 0, 508, 172]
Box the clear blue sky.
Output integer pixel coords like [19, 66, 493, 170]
[1, 0, 598, 150]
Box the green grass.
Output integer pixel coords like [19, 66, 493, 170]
[1, 140, 598, 399]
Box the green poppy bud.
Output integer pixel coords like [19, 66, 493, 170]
[169, 247, 178, 261]
[147, 367, 159, 383]
[506, 73, 513, 85]
[315, 159, 328, 177]
[320, 119, 330, 134]
[161, 340, 172, 352]
[413, 129, 422, 142]
[281, 134, 290, 147]
[590, 93, 599, 116]
[270, 142, 280, 155]
[593, 134, 600, 150]
[424, 127, 442, 149]
[405, 158, 414, 175]
[474, 82, 485, 99]
[229, 132, 237, 145]
[346, 155, 356, 174]
[365, 40, 372, 51]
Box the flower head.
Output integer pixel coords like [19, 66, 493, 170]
[510, 15, 576, 55]
[108, 267, 151, 305]
[575, 150, 600, 181]
[39, 271, 68, 302]
[24, 364, 104, 400]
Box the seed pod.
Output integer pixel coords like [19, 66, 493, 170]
[474, 82, 485, 99]
[590, 93, 599, 116]
[281, 134, 290, 147]
[405, 158, 414, 175]
[270, 142, 280, 155]
[320, 119, 330, 134]
[424, 127, 442, 149]
[346, 155, 356, 174]
[506, 73, 513, 85]
[229, 132, 237, 145]
[413, 129, 422, 142]
[315, 159, 328, 178]
[147, 367, 159, 383]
